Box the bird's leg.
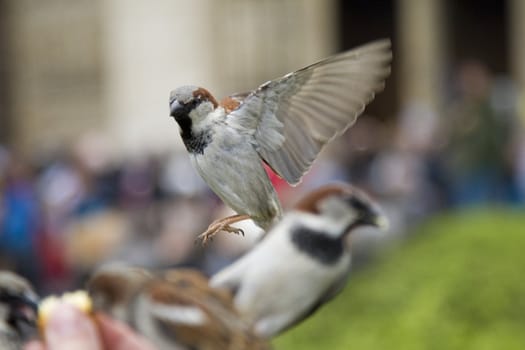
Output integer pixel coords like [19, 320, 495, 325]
[197, 214, 251, 245]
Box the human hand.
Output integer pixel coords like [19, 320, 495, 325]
[24, 302, 155, 350]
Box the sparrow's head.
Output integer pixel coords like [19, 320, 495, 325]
[87, 264, 153, 322]
[169, 86, 219, 125]
[134, 269, 270, 350]
[295, 183, 388, 238]
[0, 271, 38, 337]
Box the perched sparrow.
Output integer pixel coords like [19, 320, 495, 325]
[210, 183, 388, 338]
[169, 39, 392, 242]
[0, 271, 38, 350]
[87, 264, 153, 323]
[87, 264, 270, 350]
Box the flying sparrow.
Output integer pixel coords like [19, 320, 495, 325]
[169, 39, 392, 243]
[87, 264, 270, 350]
[0, 271, 38, 350]
[210, 183, 388, 338]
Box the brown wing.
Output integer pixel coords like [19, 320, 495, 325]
[143, 270, 271, 350]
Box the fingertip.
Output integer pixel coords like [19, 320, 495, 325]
[23, 341, 45, 350]
[95, 313, 155, 350]
[46, 302, 102, 350]
[95, 313, 128, 338]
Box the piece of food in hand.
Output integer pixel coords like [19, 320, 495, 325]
[38, 290, 93, 329]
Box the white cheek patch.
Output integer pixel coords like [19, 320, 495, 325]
[151, 303, 208, 326]
[317, 197, 359, 233]
[190, 103, 224, 130]
[287, 211, 347, 238]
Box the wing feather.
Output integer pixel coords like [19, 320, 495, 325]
[228, 39, 392, 184]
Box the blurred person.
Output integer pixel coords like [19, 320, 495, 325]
[153, 197, 212, 268]
[35, 153, 86, 292]
[62, 209, 130, 285]
[489, 77, 525, 205]
[339, 116, 392, 189]
[0, 146, 7, 265]
[35, 140, 120, 291]
[118, 157, 162, 242]
[370, 103, 446, 221]
[118, 158, 157, 210]
[37, 154, 85, 225]
[159, 152, 209, 198]
[0, 154, 41, 285]
[36, 144, 114, 227]
[0, 145, 8, 183]
[440, 61, 513, 205]
[513, 132, 525, 203]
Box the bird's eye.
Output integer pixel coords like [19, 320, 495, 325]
[346, 196, 368, 212]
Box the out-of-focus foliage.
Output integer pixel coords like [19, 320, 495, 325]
[275, 209, 525, 350]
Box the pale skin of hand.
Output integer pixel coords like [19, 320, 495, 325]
[24, 302, 156, 350]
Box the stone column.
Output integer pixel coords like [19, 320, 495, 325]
[100, 0, 338, 155]
[100, 0, 218, 155]
[209, 0, 338, 97]
[397, 0, 444, 110]
[509, 0, 525, 124]
[6, 0, 103, 153]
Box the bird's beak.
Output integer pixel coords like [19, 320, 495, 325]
[23, 292, 39, 312]
[7, 291, 39, 325]
[361, 209, 390, 231]
[372, 214, 389, 231]
[170, 100, 184, 119]
[3, 291, 39, 311]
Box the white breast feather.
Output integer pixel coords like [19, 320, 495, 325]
[211, 212, 351, 337]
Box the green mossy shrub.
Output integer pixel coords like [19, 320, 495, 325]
[275, 209, 525, 350]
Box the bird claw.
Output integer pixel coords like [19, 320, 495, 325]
[223, 225, 245, 236]
[195, 232, 213, 246]
[195, 223, 245, 246]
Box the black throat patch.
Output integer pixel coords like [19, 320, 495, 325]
[291, 226, 344, 265]
[175, 114, 212, 155]
[181, 128, 212, 155]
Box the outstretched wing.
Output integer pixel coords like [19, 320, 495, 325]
[227, 39, 392, 185]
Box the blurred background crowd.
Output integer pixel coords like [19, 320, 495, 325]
[1, 59, 524, 293]
[0, 0, 524, 299]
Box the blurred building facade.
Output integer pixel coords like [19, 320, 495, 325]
[0, 0, 523, 155]
[0, 0, 338, 155]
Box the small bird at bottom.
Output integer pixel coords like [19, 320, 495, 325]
[87, 264, 271, 350]
[210, 183, 388, 338]
[0, 271, 39, 350]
